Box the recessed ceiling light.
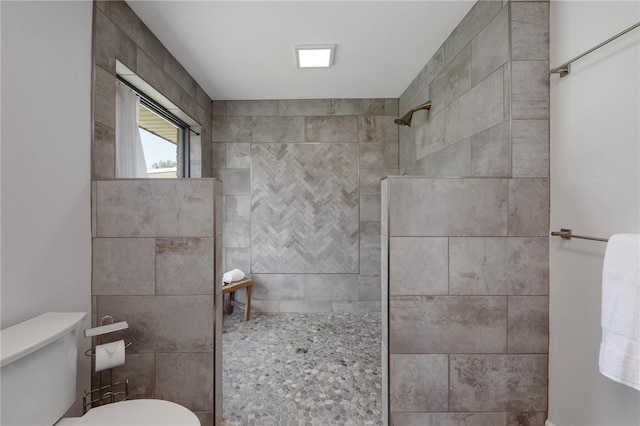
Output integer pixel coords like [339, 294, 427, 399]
[295, 44, 335, 68]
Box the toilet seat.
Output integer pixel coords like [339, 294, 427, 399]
[72, 399, 200, 426]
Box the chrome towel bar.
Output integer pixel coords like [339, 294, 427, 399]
[550, 22, 640, 77]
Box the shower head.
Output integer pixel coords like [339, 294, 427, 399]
[394, 101, 432, 127]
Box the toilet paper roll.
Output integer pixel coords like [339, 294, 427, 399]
[95, 340, 126, 372]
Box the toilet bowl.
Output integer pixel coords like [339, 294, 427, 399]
[57, 399, 199, 426]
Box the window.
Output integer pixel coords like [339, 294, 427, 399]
[116, 61, 202, 178]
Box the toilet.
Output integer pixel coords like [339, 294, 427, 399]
[1, 312, 200, 426]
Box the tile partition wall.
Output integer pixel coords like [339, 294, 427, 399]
[92, 0, 212, 179]
[91, 3, 220, 424]
[385, 1, 550, 425]
[212, 99, 399, 312]
[92, 179, 222, 426]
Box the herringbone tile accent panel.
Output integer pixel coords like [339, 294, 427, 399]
[251, 144, 359, 273]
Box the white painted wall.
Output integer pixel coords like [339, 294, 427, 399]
[1, 0, 93, 416]
[549, 1, 640, 425]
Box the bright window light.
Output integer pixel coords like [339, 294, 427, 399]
[296, 45, 335, 68]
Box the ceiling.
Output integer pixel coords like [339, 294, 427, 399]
[126, 1, 476, 101]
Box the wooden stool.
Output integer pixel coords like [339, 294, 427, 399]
[222, 278, 253, 321]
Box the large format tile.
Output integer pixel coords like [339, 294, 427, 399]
[96, 295, 214, 353]
[450, 354, 548, 411]
[511, 2, 549, 61]
[155, 238, 214, 295]
[222, 221, 250, 248]
[415, 110, 446, 160]
[251, 274, 305, 301]
[508, 178, 549, 236]
[278, 99, 331, 116]
[225, 143, 251, 168]
[390, 296, 507, 353]
[389, 237, 448, 295]
[511, 61, 549, 119]
[390, 354, 448, 412]
[429, 45, 472, 116]
[252, 116, 304, 143]
[303, 274, 359, 301]
[445, 68, 505, 146]
[226, 100, 278, 116]
[449, 237, 549, 295]
[512, 119, 549, 178]
[96, 180, 214, 237]
[358, 116, 398, 143]
[444, 0, 503, 63]
[391, 412, 507, 426]
[211, 116, 252, 142]
[388, 178, 508, 237]
[508, 296, 549, 353]
[361, 169, 398, 195]
[471, 7, 509, 85]
[110, 353, 155, 399]
[470, 120, 510, 177]
[331, 98, 385, 116]
[224, 195, 250, 221]
[156, 352, 214, 411]
[305, 116, 358, 142]
[213, 169, 250, 195]
[92, 238, 155, 295]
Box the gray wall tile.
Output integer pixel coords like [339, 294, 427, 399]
[507, 412, 547, 426]
[445, 68, 505, 146]
[391, 412, 507, 426]
[93, 122, 115, 179]
[389, 237, 448, 295]
[511, 61, 549, 119]
[388, 178, 508, 237]
[360, 194, 381, 222]
[470, 120, 511, 177]
[415, 110, 446, 160]
[361, 169, 398, 194]
[252, 116, 304, 143]
[223, 247, 250, 274]
[331, 99, 385, 116]
[360, 143, 386, 169]
[305, 116, 358, 142]
[211, 116, 252, 142]
[213, 169, 250, 194]
[443, 0, 503, 63]
[471, 6, 509, 85]
[511, 2, 549, 61]
[97, 295, 214, 353]
[304, 274, 358, 301]
[449, 355, 548, 411]
[111, 353, 155, 399]
[418, 138, 472, 177]
[156, 238, 214, 295]
[390, 354, 448, 412]
[390, 296, 507, 353]
[226, 100, 278, 116]
[211, 143, 225, 169]
[358, 116, 398, 143]
[222, 221, 250, 248]
[94, 66, 116, 129]
[96, 180, 215, 237]
[226, 143, 251, 168]
[249, 300, 281, 313]
[512, 119, 549, 177]
[430, 45, 472, 116]
[92, 238, 155, 295]
[385, 98, 399, 116]
[278, 99, 331, 116]
[508, 295, 549, 353]
[358, 275, 381, 301]
[508, 178, 549, 236]
[156, 352, 214, 411]
[224, 195, 251, 221]
[251, 274, 305, 301]
[449, 237, 549, 295]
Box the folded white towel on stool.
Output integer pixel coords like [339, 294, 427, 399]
[223, 268, 245, 284]
[599, 233, 640, 391]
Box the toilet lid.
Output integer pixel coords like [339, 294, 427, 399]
[74, 399, 200, 426]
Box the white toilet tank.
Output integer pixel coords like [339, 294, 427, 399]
[1, 312, 87, 426]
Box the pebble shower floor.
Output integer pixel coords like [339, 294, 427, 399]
[222, 311, 383, 426]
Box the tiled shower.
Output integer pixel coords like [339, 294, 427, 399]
[90, 1, 550, 425]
